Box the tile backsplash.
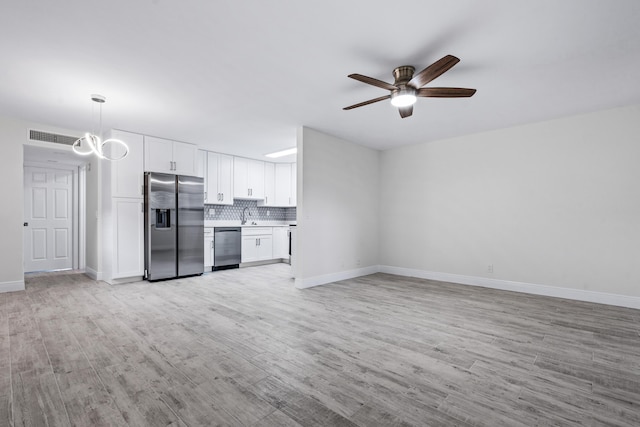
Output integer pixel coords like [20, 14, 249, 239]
[204, 199, 296, 222]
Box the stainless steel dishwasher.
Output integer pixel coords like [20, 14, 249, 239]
[213, 227, 241, 270]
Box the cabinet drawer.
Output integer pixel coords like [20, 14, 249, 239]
[242, 227, 273, 236]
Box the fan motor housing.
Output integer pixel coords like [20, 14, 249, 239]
[393, 66, 415, 86]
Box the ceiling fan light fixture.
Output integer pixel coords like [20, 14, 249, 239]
[390, 89, 417, 107]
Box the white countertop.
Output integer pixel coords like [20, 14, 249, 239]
[204, 220, 295, 228]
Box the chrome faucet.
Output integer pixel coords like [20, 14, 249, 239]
[241, 207, 250, 225]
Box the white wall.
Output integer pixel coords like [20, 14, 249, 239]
[380, 105, 640, 300]
[0, 116, 26, 292]
[84, 158, 101, 278]
[0, 115, 95, 292]
[296, 127, 379, 288]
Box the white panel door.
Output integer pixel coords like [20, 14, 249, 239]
[24, 167, 73, 272]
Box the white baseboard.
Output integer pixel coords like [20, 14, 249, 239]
[105, 275, 144, 285]
[379, 266, 640, 310]
[295, 265, 379, 289]
[84, 267, 102, 281]
[0, 279, 25, 293]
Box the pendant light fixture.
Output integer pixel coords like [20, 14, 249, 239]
[72, 94, 129, 161]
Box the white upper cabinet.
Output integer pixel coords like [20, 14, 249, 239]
[144, 136, 197, 176]
[290, 162, 297, 206]
[233, 157, 265, 200]
[144, 136, 173, 173]
[274, 163, 292, 206]
[218, 154, 234, 204]
[196, 149, 206, 178]
[104, 130, 144, 199]
[173, 142, 197, 175]
[258, 162, 275, 207]
[206, 152, 233, 205]
[273, 162, 296, 207]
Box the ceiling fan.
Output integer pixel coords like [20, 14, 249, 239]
[343, 55, 476, 118]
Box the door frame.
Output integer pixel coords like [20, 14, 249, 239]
[23, 161, 86, 272]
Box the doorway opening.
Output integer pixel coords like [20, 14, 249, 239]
[23, 144, 86, 275]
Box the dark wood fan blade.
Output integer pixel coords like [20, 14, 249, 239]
[408, 55, 460, 88]
[417, 87, 476, 98]
[348, 74, 397, 91]
[343, 95, 391, 110]
[398, 105, 413, 118]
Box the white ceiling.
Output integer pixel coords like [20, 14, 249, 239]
[2, 1, 640, 162]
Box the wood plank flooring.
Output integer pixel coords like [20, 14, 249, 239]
[2, 265, 639, 426]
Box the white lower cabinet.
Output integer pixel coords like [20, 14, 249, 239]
[204, 228, 214, 269]
[273, 227, 289, 259]
[112, 199, 144, 279]
[241, 227, 273, 263]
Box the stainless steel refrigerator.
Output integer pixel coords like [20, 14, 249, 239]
[144, 172, 204, 281]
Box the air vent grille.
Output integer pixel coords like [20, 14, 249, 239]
[29, 130, 78, 146]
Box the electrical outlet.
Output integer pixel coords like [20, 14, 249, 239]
[487, 264, 494, 273]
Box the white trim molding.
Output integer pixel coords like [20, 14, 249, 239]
[379, 266, 640, 310]
[0, 280, 25, 293]
[295, 265, 379, 289]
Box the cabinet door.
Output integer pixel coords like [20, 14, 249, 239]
[260, 162, 275, 206]
[113, 199, 144, 279]
[275, 163, 292, 206]
[107, 130, 144, 199]
[241, 235, 259, 263]
[247, 159, 265, 199]
[257, 236, 273, 260]
[218, 154, 234, 205]
[273, 227, 288, 259]
[206, 152, 219, 204]
[233, 157, 249, 198]
[144, 136, 173, 173]
[211, 235, 215, 266]
[196, 149, 206, 179]
[172, 141, 197, 176]
[290, 162, 297, 206]
[204, 228, 214, 268]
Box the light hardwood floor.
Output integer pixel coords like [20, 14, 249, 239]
[2, 264, 639, 426]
